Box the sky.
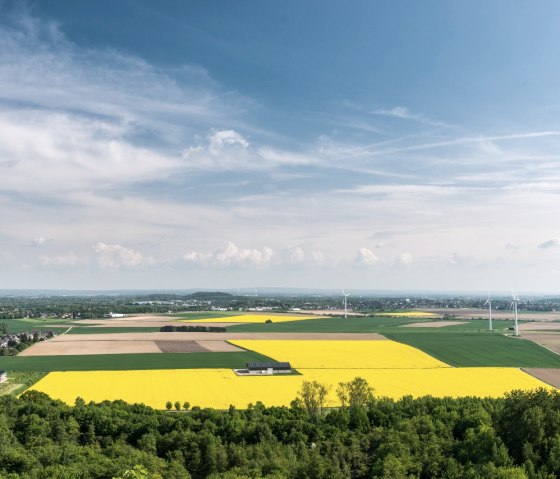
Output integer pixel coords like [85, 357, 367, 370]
[1, 1, 560, 293]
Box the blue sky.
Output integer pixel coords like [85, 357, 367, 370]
[1, 1, 560, 292]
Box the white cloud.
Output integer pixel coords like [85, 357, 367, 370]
[184, 242, 275, 268]
[356, 247, 379, 266]
[217, 242, 274, 267]
[399, 252, 413, 265]
[0, 11, 242, 140]
[538, 238, 560, 249]
[374, 106, 414, 119]
[282, 246, 325, 266]
[209, 130, 249, 152]
[284, 246, 305, 264]
[0, 110, 179, 193]
[0, 11, 258, 195]
[182, 129, 315, 171]
[92, 242, 146, 269]
[373, 106, 451, 128]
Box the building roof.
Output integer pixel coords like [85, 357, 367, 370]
[247, 362, 291, 370]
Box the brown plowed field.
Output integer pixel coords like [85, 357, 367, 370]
[196, 340, 243, 352]
[523, 368, 560, 389]
[522, 333, 560, 354]
[21, 339, 244, 356]
[520, 322, 560, 331]
[19, 340, 161, 356]
[155, 341, 210, 353]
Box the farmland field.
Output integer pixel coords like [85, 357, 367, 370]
[182, 314, 323, 324]
[29, 367, 552, 409]
[230, 339, 450, 369]
[66, 326, 161, 334]
[7, 309, 560, 408]
[169, 312, 241, 319]
[227, 315, 422, 332]
[0, 350, 272, 371]
[374, 311, 441, 318]
[0, 318, 69, 334]
[386, 332, 560, 367]
[227, 315, 519, 334]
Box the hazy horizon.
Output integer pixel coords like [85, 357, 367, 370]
[2, 2, 560, 292]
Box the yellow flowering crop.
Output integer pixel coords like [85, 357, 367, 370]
[230, 339, 450, 369]
[181, 314, 322, 324]
[29, 367, 552, 410]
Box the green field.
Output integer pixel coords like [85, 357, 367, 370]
[0, 350, 273, 372]
[227, 315, 518, 334]
[385, 332, 560, 367]
[66, 327, 161, 334]
[0, 318, 70, 334]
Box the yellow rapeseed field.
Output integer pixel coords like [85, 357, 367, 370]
[181, 314, 322, 324]
[29, 367, 552, 410]
[229, 339, 450, 369]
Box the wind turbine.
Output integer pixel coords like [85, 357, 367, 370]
[342, 290, 350, 318]
[511, 292, 520, 337]
[484, 293, 493, 331]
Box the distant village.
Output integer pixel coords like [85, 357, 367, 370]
[0, 330, 57, 355]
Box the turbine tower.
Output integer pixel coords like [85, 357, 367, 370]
[484, 293, 493, 331]
[342, 290, 350, 318]
[511, 292, 520, 337]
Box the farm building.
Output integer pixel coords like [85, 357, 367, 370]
[247, 362, 292, 374]
[234, 362, 293, 376]
[0, 371, 7, 383]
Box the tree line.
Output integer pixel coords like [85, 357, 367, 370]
[2, 380, 560, 478]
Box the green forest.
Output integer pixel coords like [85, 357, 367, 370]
[2, 386, 560, 479]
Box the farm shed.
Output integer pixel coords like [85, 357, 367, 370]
[246, 362, 292, 374]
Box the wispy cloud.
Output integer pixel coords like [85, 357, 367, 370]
[373, 106, 452, 128]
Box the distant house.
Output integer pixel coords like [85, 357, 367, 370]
[0, 371, 7, 383]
